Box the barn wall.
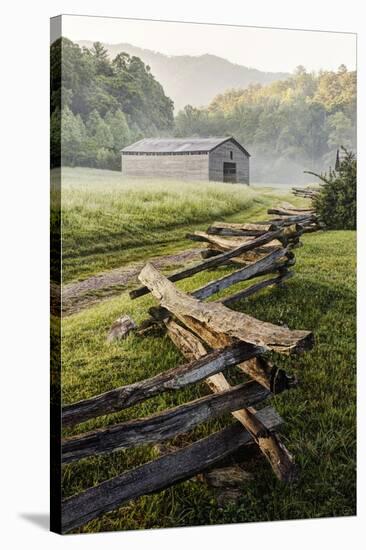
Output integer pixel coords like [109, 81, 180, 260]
[209, 141, 249, 184]
[121, 153, 209, 180]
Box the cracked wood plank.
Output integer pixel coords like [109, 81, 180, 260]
[61, 406, 282, 533]
[130, 228, 284, 299]
[139, 263, 313, 354]
[62, 380, 270, 463]
[62, 341, 264, 427]
[207, 221, 275, 236]
[165, 320, 298, 483]
[218, 270, 294, 307]
[191, 248, 287, 301]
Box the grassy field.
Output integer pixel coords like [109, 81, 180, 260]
[59, 168, 356, 533]
[58, 167, 303, 283]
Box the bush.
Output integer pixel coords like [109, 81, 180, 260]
[305, 147, 356, 229]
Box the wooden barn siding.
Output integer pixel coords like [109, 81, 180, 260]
[209, 141, 249, 184]
[121, 153, 209, 180]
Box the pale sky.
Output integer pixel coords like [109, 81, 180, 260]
[61, 15, 356, 73]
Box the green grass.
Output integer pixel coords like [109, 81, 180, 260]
[57, 167, 303, 283]
[59, 169, 356, 532]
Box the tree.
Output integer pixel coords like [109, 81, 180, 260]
[85, 110, 115, 168]
[60, 106, 86, 166]
[86, 110, 114, 149]
[305, 147, 356, 229]
[90, 42, 113, 76]
[105, 109, 131, 150]
[173, 66, 356, 183]
[327, 111, 355, 150]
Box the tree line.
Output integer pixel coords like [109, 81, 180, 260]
[175, 65, 356, 182]
[51, 38, 356, 182]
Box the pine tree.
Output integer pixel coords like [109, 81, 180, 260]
[61, 106, 86, 166]
[105, 109, 131, 150]
[305, 147, 356, 229]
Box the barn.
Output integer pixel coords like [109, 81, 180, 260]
[121, 137, 250, 183]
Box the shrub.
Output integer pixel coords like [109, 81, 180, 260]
[305, 147, 356, 229]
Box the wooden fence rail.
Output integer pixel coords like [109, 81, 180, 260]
[61, 198, 319, 533]
[62, 406, 282, 533]
[63, 341, 263, 428]
[62, 380, 271, 463]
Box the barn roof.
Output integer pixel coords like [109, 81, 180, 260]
[121, 137, 250, 156]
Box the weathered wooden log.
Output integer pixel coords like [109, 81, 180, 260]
[61, 406, 282, 533]
[218, 270, 294, 307]
[268, 217, 312, 228]
[191, 248, 287, 301]
[302, 224, 321, 233]
[220, 225, 301, 261]
[203, 245, 282, 266]
[62, 380, 270, 463]
[130, 229, 284, 299]
[165, 320, 297, 482]
[165, 318, 208, 361]
[200, 248, 222, 259]
[186, 231, 283, 251]
[62, 341, 264, 427]
[291, 190, 318, 200]
[278, 202, 313, 212]
[165, 318, 294, 400]
[270, 214, 316, 224]
[187, 231, 251, 246]
[189, 228, 301, 252]
[147, 259, 294, 329]
[267, 208, 315, 217]
[207, 222, 276, 237]
[188, 231, 280, 264]
[235, 354, 297, 394]
[139, 263, 313, 354]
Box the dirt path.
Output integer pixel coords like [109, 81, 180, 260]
[62, 248, 203, 316]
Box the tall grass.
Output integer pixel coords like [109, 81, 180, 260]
[61, 167, 257, 244]
[60, 167, 291, 282]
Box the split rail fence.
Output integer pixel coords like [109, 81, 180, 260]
[61, 197, 319, 533]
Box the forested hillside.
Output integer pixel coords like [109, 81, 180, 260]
[50, 38, 174, 169]
[77, 40, 290, 111]
[51, 38, 356, 183]
[175, 66, 356, 182]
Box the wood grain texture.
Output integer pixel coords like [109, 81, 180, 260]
[186, 231, 283, 264]
[62, 341, 265, 427]
[191, 248, 287, 300]
[207, 221, 275, 236]
[130, 229, 284, 299]
[165, 321, 297, 482]
[270, 214, 316, 224]
[268, 208, 315, 217]
[61, 406, 282, 533]
[139, 263, 313, 354]
[218, 270, 294, 307]
[186, 231, 282, 250]
[62, 380, 270, 463]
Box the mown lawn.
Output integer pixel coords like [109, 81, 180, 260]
[60, 169, 356, 533]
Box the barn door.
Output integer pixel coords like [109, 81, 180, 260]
[223, 162, 237, 183]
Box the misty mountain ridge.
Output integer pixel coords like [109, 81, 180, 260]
[77, 40, 290, 111]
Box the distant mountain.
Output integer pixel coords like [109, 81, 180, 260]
[76, 40, 290, 111]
